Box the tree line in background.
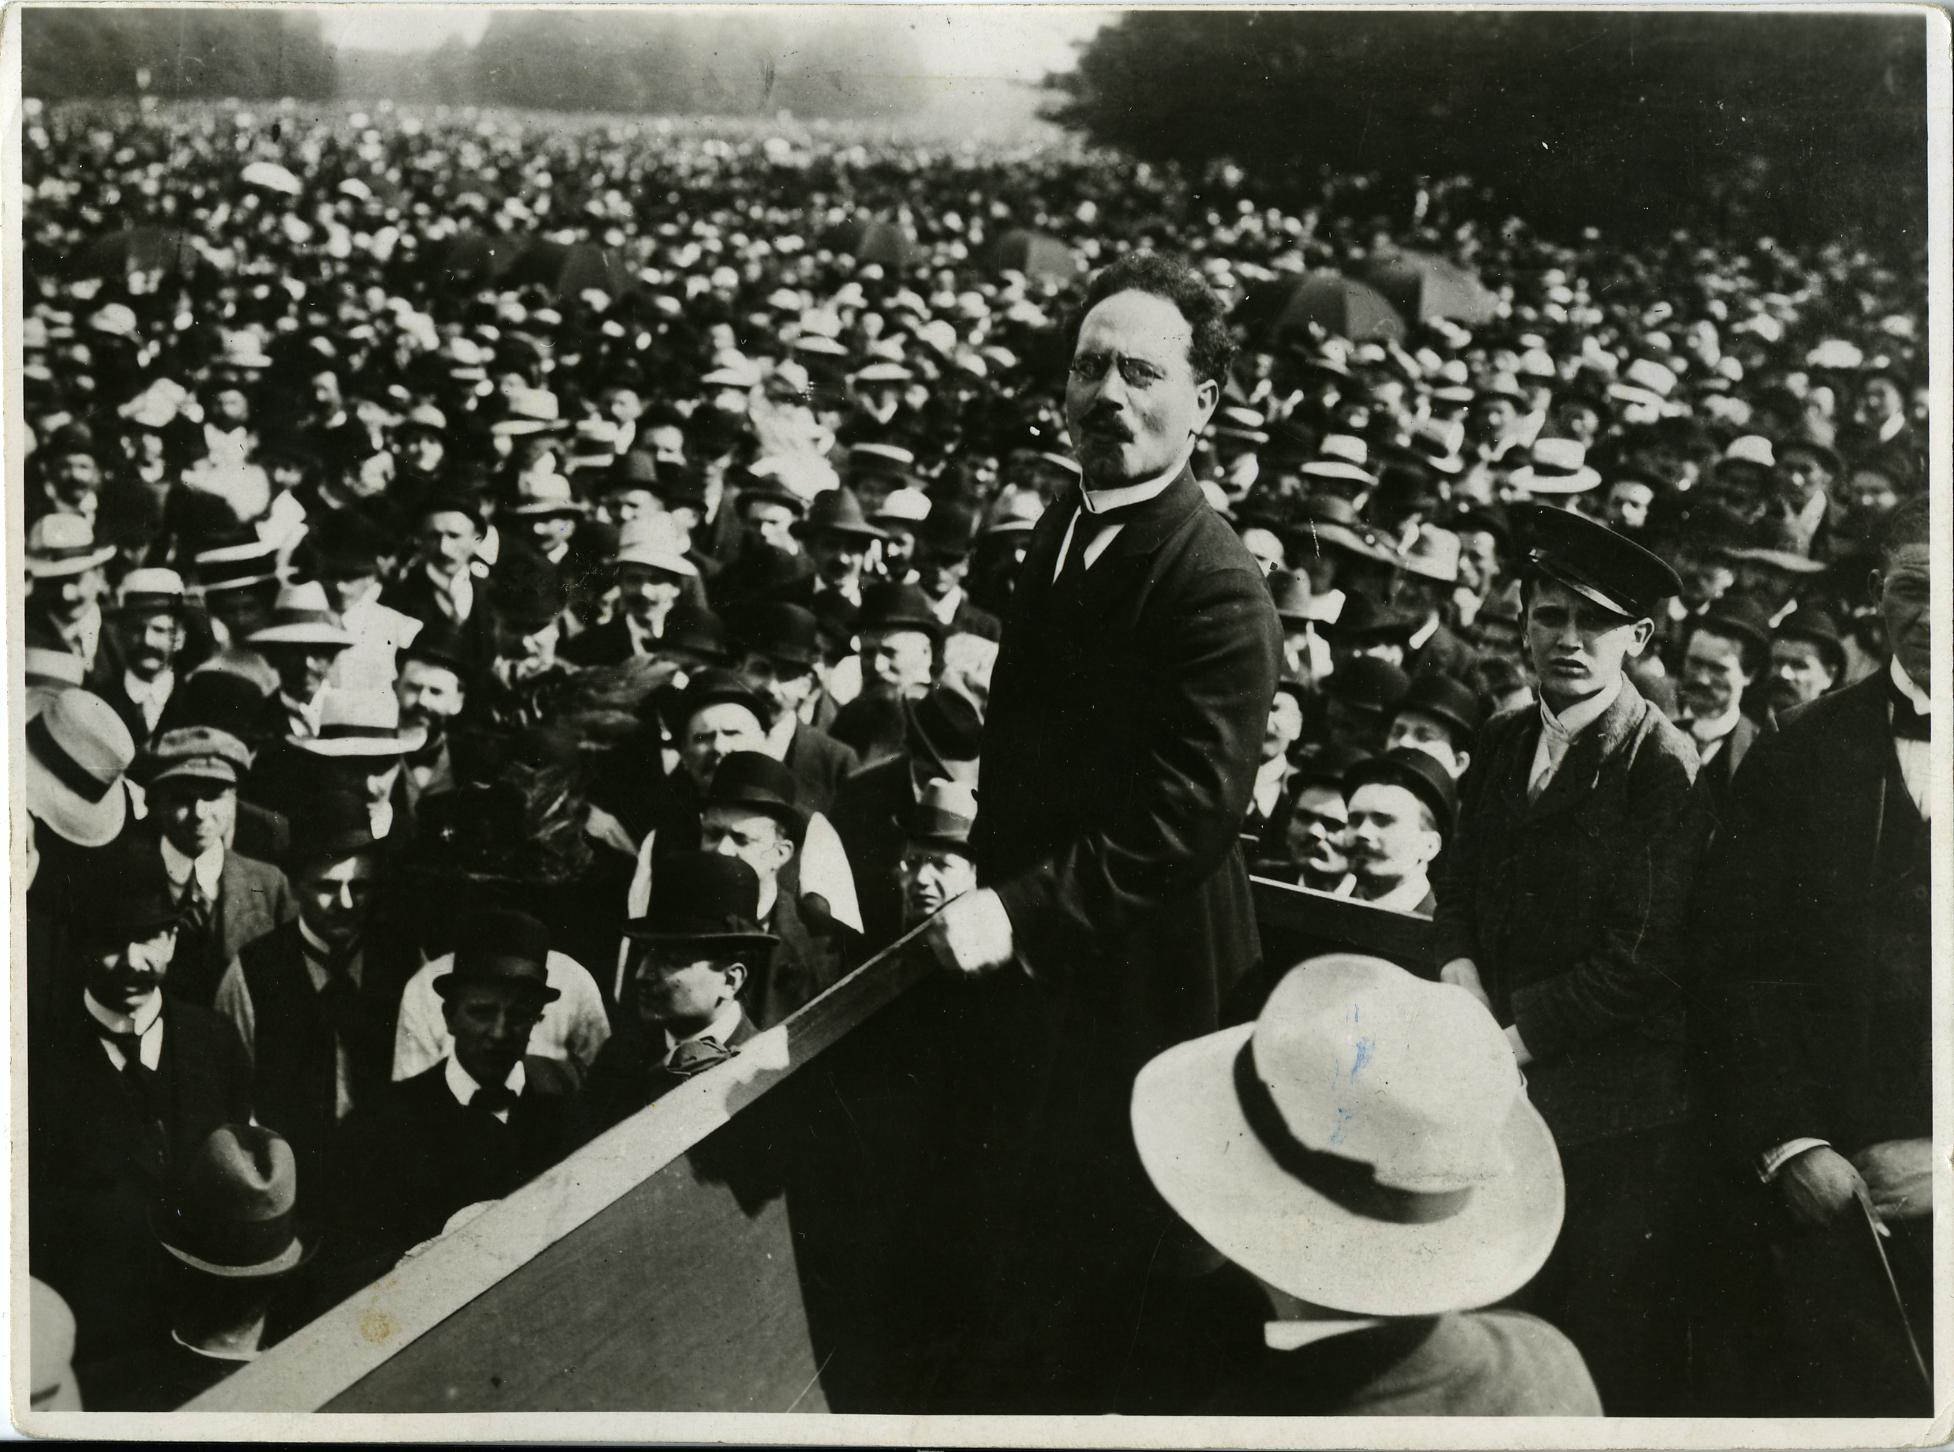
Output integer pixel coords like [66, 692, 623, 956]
[1048, 10, 1928, 246]
[23, 7, 1928, 246]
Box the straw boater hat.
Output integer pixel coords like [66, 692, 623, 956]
[290, 688, 421, 758]
[1506, 437, 1602, 496]
[613, 514, 698, 577]
[26, 514, 115, 580]
[247, 582, 354, 650]
[1132, 954, 1563, 1316]
[25, 689, 135, 847]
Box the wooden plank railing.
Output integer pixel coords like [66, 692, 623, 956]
[188, 877, 1431, 1413]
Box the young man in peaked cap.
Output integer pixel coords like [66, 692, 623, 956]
[1433, 502, 1703, 1414]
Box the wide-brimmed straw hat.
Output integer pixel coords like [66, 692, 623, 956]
[25, 689, 135, 847]
[1131, 953, 1562, 1317]
[246, 582, 353, 649]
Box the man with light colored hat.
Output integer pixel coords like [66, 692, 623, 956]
[278, 687, 421, 841]
[1504, 436, 1603, 503]
[144, 726, 297, 1007]
[1391, 523, 1479, 681]
[97, 567, 189, 744]
[246, 581, 354, 740]
[27, 513, 115, 671]
[27, 687, 137, 852]
[562, 513, 700, 667]
[1131, 954, 1596, 1414]
[87, 1124, 318, 1409]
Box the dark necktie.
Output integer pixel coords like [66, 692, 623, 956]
[1057, 499, 1120, 589]
[178, 871, 212, 936]
[96, 1025, 145, 1075]
[664, 1037, 732, 1078]
[470, 1083, 518, 1117]
[1888, 678, 1930, 742]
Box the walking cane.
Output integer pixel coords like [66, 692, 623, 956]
[1858, 1191, 1932, 1396]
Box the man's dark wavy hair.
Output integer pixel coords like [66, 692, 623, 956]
[1066, 251, 1236, 387]
[1879, 491, 1929, 567]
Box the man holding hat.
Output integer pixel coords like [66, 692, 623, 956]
[583, 853, 775, 1133]
[144, 726, 298, 1008]
[30, 834, 253, 1374]
[1433, 501, 1702, 1414]
[1130, 955, 1597, 1415]
[86, 1124, 318, 1410]
[331, 908, 576, 1271]
[1338, 748, 1456, 916]
[94, 567, 191, 746]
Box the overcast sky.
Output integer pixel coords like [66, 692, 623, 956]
[317, 5, 1113, 80]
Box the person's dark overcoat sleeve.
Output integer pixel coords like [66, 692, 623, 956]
[991, 555, 1280, 977]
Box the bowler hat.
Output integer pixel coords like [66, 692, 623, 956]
[623, 851, 778, 955]
[156, 668, 269, 743]
[402, 618, 471, 677]
[906, 685, 984, 766]
[1512, 503, 1682, 620]
[1290, 740, 1368, 792]
[437, 908, 560, 1004]
[659, 600, 732, 664]
[151, 1124, 317, 1279]
[1695, 592, 1774, 656]
[1772, 604, 1846, 672]
[918, 498, 981, 560]
[730, 600, 822, 670]
[859, 581, 944, 641]
[26, 689, 134, 847]
[114, 567, 187, 616]
[74, 833, 181, 946]
[1345, 746, 1459, 837]
[1327, 655, 1411, 711]
[704, 751, 804, 834]
[1394, 672, 1483, 744]
[285, 787, 381, 866]
[1132, 954, 1561, 1315]
[678, 668, 772, 730]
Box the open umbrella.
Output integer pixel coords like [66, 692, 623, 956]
[1363, 249, 1500, 326]
[74, 226, 199, 280]
[502, 239, 626, 299]
[989, 229, 1081, 285]
[1271, 272, 1407, 343]
[423, 232, 529, 290]
[240, 160, 304, 198]
[824, 218, 917, 270]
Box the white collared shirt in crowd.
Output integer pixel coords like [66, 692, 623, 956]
[1890, 656, 1936, 822]
[444, 1055, 527, 1124]
[662, 998, 747, 1065]
[160, 836, 224, 901]
[393, 949, 612, 1082]
[123, 668, 174, 735]
[1528, 676, 1622, 800]
[84, 989, 165, 1072]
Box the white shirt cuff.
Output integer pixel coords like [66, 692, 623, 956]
[1757, 1137, 1830, 1184]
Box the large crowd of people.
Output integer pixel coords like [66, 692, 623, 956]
[19, 96, 1934, 1419]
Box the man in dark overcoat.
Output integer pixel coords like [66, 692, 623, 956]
[1433, 503, 1702, 1415]
[1693, 494, 1934, 1415]
[928, 252, 1282, 1411]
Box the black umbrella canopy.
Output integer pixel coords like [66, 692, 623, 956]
[1272, 271, 1408, 344]
[824, 217, 917, 270]
[988, 229, 1081, 285]
[501, 239, 627, 299]
[1364, 249, 1500, 326]
[71, 226, 199, 280]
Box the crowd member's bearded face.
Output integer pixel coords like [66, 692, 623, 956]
[1766, 636, 1838, 712]
[1284, 784, 1348, 882]
[1066, 290, 1219, 491]
[806, 532, 871, 594]
[118, 607, 184, 681]
[211, 388, 251, 428]
[864, 628, 935, 700]
[397, 658, 465, 743]
[644, 424, 688, 469]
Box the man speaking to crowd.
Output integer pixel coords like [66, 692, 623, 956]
[925, 253, 1282, 1411]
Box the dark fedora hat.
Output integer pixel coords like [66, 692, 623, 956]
[74, 833, 181, 948]
[729, 600, 822, 670]
[713, 542, 817, 610]
[284, 787, 381, 868]
[1289, 740, 1369, 792]
[151, 1124, 318, 1279]
[305, 506, 393, 579]
[659, 600, 732, 665]
[1326, 655, 1412, 712]
[916, 498, 981, 560]
[1394, 671, 1483, 743]
[436, 907, 560, 1004]
[794, 486, 889, 542]
[1345, 746, 1459, 837]
[906, 685, 984, 766]
[489, 548, 566, 632]
[1695, 591, 1774, 655]
[1266, 569, 1318, 626]
[401, 617, 472, 677]
[1772, 602, 1846, 664]
[1512, 502, 1682, 621]
[859, 580, 944, 641]
[703, 750, 804, 834]
[623, 851, 778, 954]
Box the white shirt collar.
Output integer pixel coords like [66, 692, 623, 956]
[662, 999, 746, 1059]
[1407, 613, 1441, 652]
[1539, 674, 1622, 744]
[930, 586, 962, 627]
[444, 1055, 526, 1119]
[1891, 655, 1930, 715]
[84, 987, 164, 1039]
[124, 668, 173, 706]
[1080, 454, 1187, 514]
[1685, 698, 1744, 744]
[1353, 871, 1433, 913]
[171, 1329, 258, 1364]
[159, 836, 224, 898]
[1253, 756, 1291, 815]
[1264, 1317, 1385, 1352]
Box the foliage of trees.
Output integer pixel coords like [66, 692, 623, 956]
[24, 7, 337, 100]
[1048, 11, 1927, 245]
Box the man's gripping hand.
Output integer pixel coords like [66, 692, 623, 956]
[925, 887, 1017, 976]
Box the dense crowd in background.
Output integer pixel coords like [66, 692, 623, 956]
[17, 98, 1932, 1413]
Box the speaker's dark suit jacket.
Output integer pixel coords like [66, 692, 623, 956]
[965, 467, 1282, 1327]
[28, 998, 252, 1369]
[1433, 677, 1703, 1149]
